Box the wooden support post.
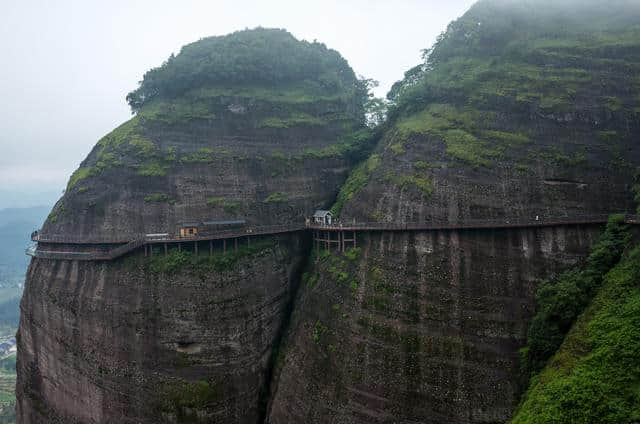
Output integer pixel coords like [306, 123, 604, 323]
[354, 231, 357, 248]
[340, 231, 344, 252]
[326, 231, 329, 250]
[247, 236, 250, 247]
[178, 243, 181, 252]
[150, 245, 153, 257]
[223, 239, 226, 254]
[209, 240, 213, 256]
[235, 238, 238, 251]
[144, 244, 147, 257]
[195, 241, 198, 255]
[164, 243, 168, 256]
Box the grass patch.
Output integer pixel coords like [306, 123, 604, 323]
[206, 197, 242, 214]
[331, 154, 381, 216]
[181, 148, 217, 164]
[140, 99, 215, 125]
[263, 192, 287, 203]
[394, 104, 500, 167]
[144, 193, 173, 203]
[261, 112, 325, 128]
[383, 173, 433, 196]
[136, 162, 168, 177]
[66, 167, 91, 190]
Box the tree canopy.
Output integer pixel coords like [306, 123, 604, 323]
[127, 28, 365, 113]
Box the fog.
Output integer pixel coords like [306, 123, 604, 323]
[0, 0, 476, 209]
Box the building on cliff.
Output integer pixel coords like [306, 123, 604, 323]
[312, 210, 333, 226]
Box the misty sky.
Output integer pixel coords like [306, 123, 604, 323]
[0, 0, 476, 209]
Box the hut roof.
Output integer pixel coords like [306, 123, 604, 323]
[313, 210, 332, 218]
[179, 222, 199, 228]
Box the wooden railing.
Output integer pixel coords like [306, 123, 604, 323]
[26, 214, 637, 262]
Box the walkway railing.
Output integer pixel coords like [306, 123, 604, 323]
[26, 214, 637, 262]
[31, 224, 306, 245]
[27, 224, 306, 261]
[305, 214, 633, 232]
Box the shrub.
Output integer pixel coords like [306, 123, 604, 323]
[512, 244, 640, 424]
[144, 193, 172, 203]
[263, 192, 287, 203]
[520, 214, 631, 379]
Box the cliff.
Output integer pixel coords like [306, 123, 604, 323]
[512, 241, 640, 424]
[17, 2, 640, 424]
[267, 1, 640, 423]
[17, 28, 369, 423]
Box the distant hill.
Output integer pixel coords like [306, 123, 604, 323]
[0, 205, 50, 288]
[0, 205, 50, 332]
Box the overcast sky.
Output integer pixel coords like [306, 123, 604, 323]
[0, 0, 476, 209]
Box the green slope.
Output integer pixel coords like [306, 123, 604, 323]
[511, 244, 640, 423]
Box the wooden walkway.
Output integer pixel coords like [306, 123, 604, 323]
[26, 214, 637, 261]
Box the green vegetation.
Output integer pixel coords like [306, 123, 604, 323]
[261, 112, 325, 128]
[520, 215, 631, 380]
[263, 192, 287, 203]
[138, 100, 214, 125]
[144, 193, 173, 203]
[383, 173, 433, 196]
[0, 355, 15, 374]
[310, 248, 361, 295]
[413, 160, 432, 171]
[154, 378, 220, 420]
[512, 243, 640, 424]
[297, 129, 375, 163]
[0, 355, 15, 424]
[205, 197, 224, 206]
[64, 30, 376, 188]
[380, 0, 640, 171]
[206, 197, 242, 214]
[180, 148, 217, 164]
[64, 116, 174, 184]
[176, 81, 349, 106]
[46, 204, 66, 224]
[344, 247, 361, 261]
[135, 162, 168, 177]
[394, 104, 501, 167]
[127, 28, 367, 118]
[66, 167, 91, 191]
[312, 320, 329, 344]
[331, 154, 381, 216]
[149, 241, 274, 275]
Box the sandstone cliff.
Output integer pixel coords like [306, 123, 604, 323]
[17, 28, 369, 424]
[267, 1, 640, 423]
[17, 2, 640, 424]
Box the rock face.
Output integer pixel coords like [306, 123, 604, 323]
[17, 2, 640, 424]
[268, 226, 602, 423]
[17, 29, 368, 424]
[19, 234, 305, 423]
[267, 1, 640, 423]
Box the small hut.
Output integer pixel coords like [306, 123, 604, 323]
[313, 210, 333, 225]
[179, 222, 199, 238]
